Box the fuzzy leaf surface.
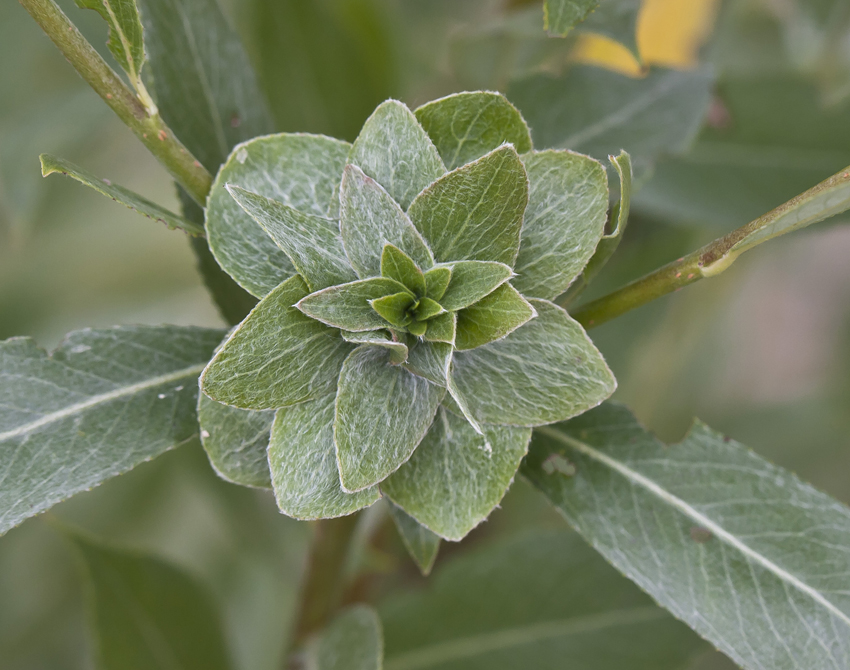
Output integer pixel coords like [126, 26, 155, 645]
[202, 276, 352, 410]
[76, 0, 145, 86]
[454, 284, 536, 351]
[371, 293, 418, 329]
[382, 244, 426, 296]
[523, 403, 850, 670]
[543, 0, 598, 36]
[297, 278, 411, 332]
[309, 605, 383, 670]
[269, 393, 379, 520]
[415, 91, 532, 170]
[342, 330, 408, 365]
[226, 185, 356, 291]
[382, 409, 531, 541]
[402, 341, 453, 386]
[422, 313, 456, 346]
[389, 502, 441, 576]
[408, 146, 528, 265]
[424, 267, 452, 301]
[512, 150, 608, 300]
[451, 299, 615, 425]
[335, 347, 445, 492]
[0, 326, 223, 537]
[349, 100, 446, 210]
[206, 134, 350, 297]
[438, 261, 514, 312]
[414, 298, 445, 322]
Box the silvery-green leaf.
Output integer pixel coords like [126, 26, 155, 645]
[226, 185, 356, 291]
[451, 299, 615, 426]
[269, 393, 379, 520]
[414, 298, 445, 322]
[511, 150, 609, 300]
[342, 331, 408, 365]
[371, 293, 417, 329]
[424, 266, 452, 301]
[39, 155, 203, 236]
[454, 284, 536, 351]
[198, 393, 273, 489]
[381, 244, 426, 296]
[423, 313, 456, 346]
[0, 325, 223, 537]
[307, 605, 383, 670]
[408, 145, 528, 266]
[349, 100, 446, 210]
[340, 165, 435, 278]
[382, 409, 531, 541]
[543, 0, 597, 36]
[402, 341, 453, 386]
[206, 134, 350, 297]
[414, 91, 533, 170]
[76, 0, 146, 91]
[389, 502, 441, 576]
[296, 277, 411, 332]
[202, 275, 352, 410]
[335, 346, 445, 492]
[438, 261, 514, 312]
[523, 403, 850, 670]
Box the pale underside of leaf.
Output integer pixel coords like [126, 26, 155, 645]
[296, 277, 410, 333]
[454, 283, 536, 351]
[308, 605, 384, 670]
[389, 501, 441, 576]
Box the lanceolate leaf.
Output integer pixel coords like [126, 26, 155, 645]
[382, 244, 426, 297]
[349, 100, 446, 211]
[415, 91, 533, 170]
[408, 146, 528, 266]
[342, 330, 408, 365]
[451, 299, 615, 425]
[523, 403, 850, 670]
[308, 605, 383, 670]
[0, 326, 223, 537]
[226, 185, 356, 291]
[424, 267, 452, 302]
[206, 134, 350, 297]
[335, 347, 445, 492]
[39, 154, 203, 236]
[296, 278, 411, 332]
[269, 393, 379, 520]
[70, 534, 232, 670]
[438, 261, 514, 312]
[389, 502, 441, 576]
[202, 276, 352, 410]
[76, 0, 146, 90]
[197, 393, 273, 489]
[543, 0, 598, 37]
[454, 284, 536, 351]
[382, 409, 531, 541]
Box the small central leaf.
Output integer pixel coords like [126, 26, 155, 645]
[296, 277, 411, 332]
[412, 297, 445, 322]
[381, 244, 426, 296]
[423, 266, 452, 301]
[370, 292, 417, 328]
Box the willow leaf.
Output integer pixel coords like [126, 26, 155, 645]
[389, 502, 441, 576]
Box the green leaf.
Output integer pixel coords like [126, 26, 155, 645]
[342, 330, 408, 365]
[451, 299, 615, 425]
[581, 0, 641, 57]
[0, 326, 223, 537]
[349, 100, 446, 210]
[423, 267, 452, 301]
[454, 284, 536, 351]
[308, 605, 383, 670]
[39, 154, 204, 236]
[371, 292, 417, 329]
[202, 275, 352, 410]
[297, 277, 412, 332]
[414, 91, 533, 171]
[413, 298, 445, 322]
[422, 313, 456, 346]
[401, 341, 453, 386]
[408, 145, 528, 265]
[382, 409, 531, 541]
[76, 0, 147, 93]
[206, 134, 350, 297]
[543, 0, 598, 37]
[380, 530, 706, 669]
[269, 393, 379, 520]
[438, 261, 514, 312]
[511, 150, 609, 300]
[197, 393, 273, 489]
[335, 346, 445, 492]
[225, 185, 356, 291]
[382, 244, 427, 296]
[70, 534, 232, 670]
[407, 321, 428, 337]
[340, 164, 435, 278]
[523, 403, 850, 670]
[389, 502, 441, 576]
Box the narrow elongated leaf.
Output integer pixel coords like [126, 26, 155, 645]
[226, 185, 356, 291]
[0, 326, 223, 536]
[71, 534, 232, 670]
[335, 347, 445, 492]
[340, 165, 435, 278]
[296, 278, 411, 332]
[197, 393, 273, 489]
[408, 146, 528, 265]
[382, 245, 426, 296]
[206, 134, 350, 297]
[380, 530, 706, 670]
[511, 150, 608, 300]
[39, 154, 203, 236]
[523, 403, 850, 670]
[454, 284, 536, 351]
[402, 341, 453, 386]
[415, 91, 533, 170]
[309, 605, 383, 670]
[382, 409, 531, 541]
[76, 0, 146, 88]
[342, 330, 408, 365]
[389, 502, 441, 576]
[438, 261, 514, 312]
[544, 0, 598, 37]
[451, 299, 615, 425]
[349, 100, 446, 210]
[202, 276, 352, 410]
[269, 393, 379, 520]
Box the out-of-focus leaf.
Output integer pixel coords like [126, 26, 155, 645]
[0, 325, 223, 536]
[379, 530, 706, 669]
[580, 0, 641, 57]
[389, 502, 441, 576]
[523, 403, 850, 670]
[70, 533, 232, 670]
[543, 0, 598, 37]
[308, 605, 383, 670]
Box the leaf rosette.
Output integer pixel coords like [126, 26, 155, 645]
[200, 92, 617, 540]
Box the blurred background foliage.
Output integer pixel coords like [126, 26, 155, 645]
[1, 0, 849, 668]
